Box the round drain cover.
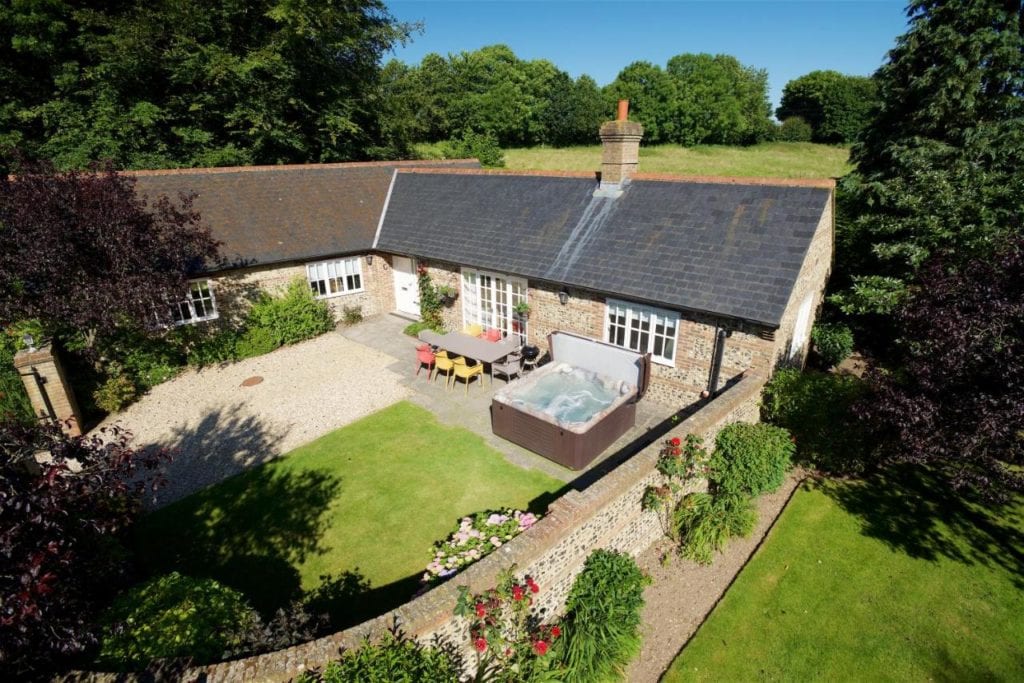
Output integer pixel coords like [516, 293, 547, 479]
[241, 376, 264, 387]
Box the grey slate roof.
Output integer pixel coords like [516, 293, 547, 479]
[376, 173, 830, 327]
[131, 160, 480, 271]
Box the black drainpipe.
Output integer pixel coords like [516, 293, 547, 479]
[705, 328, 731, 398]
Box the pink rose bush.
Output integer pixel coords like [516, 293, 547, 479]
[422, 509, 540, 586]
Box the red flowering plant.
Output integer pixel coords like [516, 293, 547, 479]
[642, 434, 710, 539]
[454, 567, 561, 682]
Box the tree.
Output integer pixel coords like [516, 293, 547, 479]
[604, 61, 679, 144]
[541, 74, 606, 146]
[0, 420, 169, 676]
[856, 238, 1024, 503]
[666, 53, 773, 145]
[0, 160, 222, 351]
[832, 0, 1024, 316]
[776, 70, 878, 143]
[1, 1, 414, 168]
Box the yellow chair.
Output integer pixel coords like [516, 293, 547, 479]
[433, 350, 456, 388]
[451, 356, 484, 394]
[463, 324, 483, 337]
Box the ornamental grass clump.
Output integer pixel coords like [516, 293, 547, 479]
[556, 549, 651, 683]
[423, 509, 540, 586]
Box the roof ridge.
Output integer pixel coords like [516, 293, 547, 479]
[126, 159, 481, 177]
[631, 172, 836, 189]
[397, 167, 834, 189]
[397, 167, 598, 179]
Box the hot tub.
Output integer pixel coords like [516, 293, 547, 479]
[491, 332, 650, 470]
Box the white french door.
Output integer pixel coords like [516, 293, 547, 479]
[461, 268, 527, 340]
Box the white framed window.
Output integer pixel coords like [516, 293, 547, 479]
[605, 298, 678, 366]
[461, 267, 528, 340]
[171, 280, 219, 325]
[307, 257, 363, 298]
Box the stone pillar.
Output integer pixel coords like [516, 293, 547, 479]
[13, 342, 83, 436]
[598, 99, 644, 195]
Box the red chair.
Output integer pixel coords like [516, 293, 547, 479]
[415, 344, 436, 380]
[484, 328, 502, 342]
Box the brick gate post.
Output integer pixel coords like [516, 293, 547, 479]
[13, 342, 83, 436]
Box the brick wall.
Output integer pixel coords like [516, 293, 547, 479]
[168, 371, 767, 683]
[206, 253, 395, 324]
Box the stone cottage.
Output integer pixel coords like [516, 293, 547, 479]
[132, 102, 834, 408]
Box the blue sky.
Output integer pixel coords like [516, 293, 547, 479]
[385, 1, 909, 111]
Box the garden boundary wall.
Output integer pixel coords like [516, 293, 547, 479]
[73, 370, 765, 682]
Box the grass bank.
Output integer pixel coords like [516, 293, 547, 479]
[504, 142, 851, 179]
[664, 473, 1024, 680]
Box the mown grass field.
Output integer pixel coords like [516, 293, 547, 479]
[664, 474, 1024, 681]
[134, 401, 564, 628]
[504, 142, 851, 179]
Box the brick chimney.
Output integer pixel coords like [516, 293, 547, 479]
[596, 100, 643, 197]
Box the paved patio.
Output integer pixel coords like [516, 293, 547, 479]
[340, 314, 683, 487]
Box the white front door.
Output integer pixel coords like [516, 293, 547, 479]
[392, 256, 421, 316]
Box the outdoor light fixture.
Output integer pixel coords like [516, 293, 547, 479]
[366, 254, 374, 266]
[558, 288, 569, 305]
[22, 332, 36, 352]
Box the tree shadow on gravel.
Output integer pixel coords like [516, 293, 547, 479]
[818, 465, 1024, 588]
[146, 402, 289, 508]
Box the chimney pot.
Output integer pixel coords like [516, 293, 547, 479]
[617, 99, 629, 122]
[597, 101, 644, 196]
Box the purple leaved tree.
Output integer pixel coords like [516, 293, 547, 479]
[0, 158, 222, 351]
[0, 420, 171, 677]
[857, 237, 1024, 503]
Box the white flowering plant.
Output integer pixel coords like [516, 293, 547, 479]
[421, 509, 540, 587]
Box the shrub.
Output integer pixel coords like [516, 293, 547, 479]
[811, 321, 855, 367]
[779, 116, 813, 142]
[556, 549, 651, 683]
[306, 632, 461, 683]
[0, 323, 37, 422]
[92, 373, 137, 413]
[710, 422, 795, 498]
[673, 492, 756, 566]
[761, 368, 869, 474]
[442, 131, 505, 168]
[403, 320, 442, 337]
[98, 572, 259, 669]
[341, 305, 363, 325]
[184, 325, 243, 366]
[423, 509, 540, 586]
[455, 568, 558, 681]
[100, 326, 186, 391]
[234, 325, 277, 360]
[247, 279, 335, 347]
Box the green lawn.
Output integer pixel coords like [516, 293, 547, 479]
[134, 401, 564, 628]
[503, 142, 851, 179]
[664, 473, 1024, 681]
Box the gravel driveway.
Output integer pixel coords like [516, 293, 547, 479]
[101, 333, 409, 508]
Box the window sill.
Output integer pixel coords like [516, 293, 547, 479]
[313, 288, 365, 300]
[173, 313, 220, 327]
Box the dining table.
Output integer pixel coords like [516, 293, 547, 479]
[417, 330, 520, 384]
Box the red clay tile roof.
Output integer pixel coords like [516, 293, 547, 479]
[130, 159, 479, 271]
